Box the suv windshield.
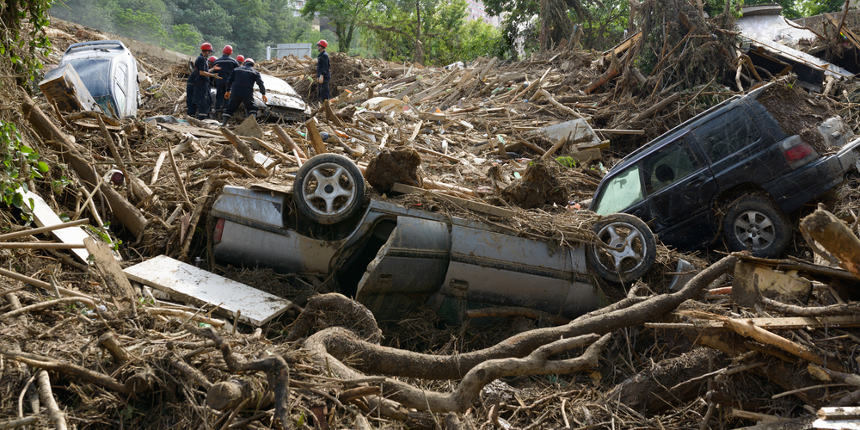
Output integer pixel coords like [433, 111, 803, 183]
[594, 165, 644, 215]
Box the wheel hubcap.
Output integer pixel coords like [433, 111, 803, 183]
[594, 221, 647, 275]
[733, 210, 775, 251]
[302, 163, 356, 216]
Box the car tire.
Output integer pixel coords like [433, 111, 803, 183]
[723, 193, 791, 258]
[294, 154, 365, 225]
[587, 213, 657, 283]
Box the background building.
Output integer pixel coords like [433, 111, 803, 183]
[465, 0, 500, 26]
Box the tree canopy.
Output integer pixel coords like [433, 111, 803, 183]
[50, 0, 502, 65]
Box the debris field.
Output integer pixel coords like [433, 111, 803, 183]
[5, 9, 860, 430]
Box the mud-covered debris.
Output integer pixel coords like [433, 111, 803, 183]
[502, 161, 567, 209]
[364, 147, 423, 194]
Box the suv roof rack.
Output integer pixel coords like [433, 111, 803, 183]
[65, 40, 126, 54]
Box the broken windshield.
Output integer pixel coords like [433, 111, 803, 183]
[65, 58, 112, 98]
[593, 165, 644, 215]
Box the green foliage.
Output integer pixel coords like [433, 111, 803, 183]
[1, 121, 43, 218]
[555, 156, 577, 168]
[115, 9, 168, 44]
[86, 223, 123, 251]
[165, 23, 202, 53]
[2, 0, 52, 87]
[50, 0, 317, 60]
[798, 0, 843, 18]
[363, 0, 503, 65]
[703, 0, 743, 20]
[581, 0, 629, 51]
[301, 0, 370, 53]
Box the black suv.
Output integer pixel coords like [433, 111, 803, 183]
[590, 83, 860, 257]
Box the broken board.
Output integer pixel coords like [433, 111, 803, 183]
[22, 191, 119, 263]
[158, 122, 223, 139]
[38, 63, 102, 114]
[123, 255, 293, 326]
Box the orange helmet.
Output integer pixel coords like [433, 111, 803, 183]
[317, 40, 328, 48]
[200, 42, 213, 52]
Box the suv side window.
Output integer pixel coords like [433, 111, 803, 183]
[693, 108, 761, 162]
[593, 165, 644, 215]
[643, 136, 701, 195]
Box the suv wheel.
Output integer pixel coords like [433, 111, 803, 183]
[587, 213, 657, 283]
[723, 194, 791, 258]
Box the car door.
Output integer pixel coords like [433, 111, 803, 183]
[642, 133, 717, 249]
[429, 223, 601, 322]
[692, 105, 771, 191]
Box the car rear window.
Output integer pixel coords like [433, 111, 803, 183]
[594, 165, 644, 215]
[693, 108, 761, 162]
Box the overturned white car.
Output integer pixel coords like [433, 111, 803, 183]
[214, 73, 311, 122]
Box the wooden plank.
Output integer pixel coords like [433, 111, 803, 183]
[602, 31, 642, 57]
[158, 122, 223, 139]
[72, 121, 122, 131]
[123, 255, 294, 326]
[23, 191, 100, 263]
[304, 118, 328, 155]
[646, 315, 860, 330]
[393, 81, 421, 101]
[84, 237, 136, 307]
[392, 183, 516, 218]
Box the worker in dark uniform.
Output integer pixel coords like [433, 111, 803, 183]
[208, 56, 218, 113]
[186, 43, 221, 120]
[222, 58, 267, 126]
[213, 45, 240, 115]
[316, 39, 330, 101]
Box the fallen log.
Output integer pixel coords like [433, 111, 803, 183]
[801, 208, 860, 280]
[274, 124, 308, 159]
[21, 93, 148, 239]
[36, 370, 67, 430]
[305, 323, 609, 413]
[466, 306, 570, 326]
[206, 378, 273, 411]
[179, 177, 218, 261]
[304, 119, 328, 155]
[220, 127, 267, 174]
[84, 237, 138, 309]
[196, 328, 291, 429]
[632, 93, 681, 122]
[0, 349, 150, 395]
[318, 254, 737, 381]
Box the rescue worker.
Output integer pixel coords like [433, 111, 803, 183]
[207, 56, 217, 85]
[208, 56, 218, 112]
[186, 43, 221, 120]
[213, 45, 240, 114]
[222, 58, 267, 126]
[316, 40, 330, 101]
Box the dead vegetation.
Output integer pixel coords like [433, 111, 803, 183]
[5, 8, 860, 430]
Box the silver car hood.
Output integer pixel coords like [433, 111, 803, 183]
[255, 74, 310, 114]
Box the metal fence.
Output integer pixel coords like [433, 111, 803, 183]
[266, 43, 313, 60]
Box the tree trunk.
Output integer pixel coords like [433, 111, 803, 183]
[413, 0, 424, 65]
[540, 0, 548, 54]
[313, 254, 737, 380]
